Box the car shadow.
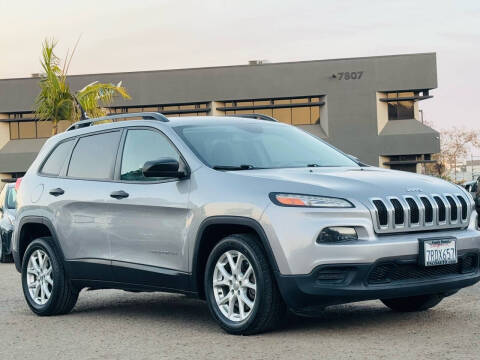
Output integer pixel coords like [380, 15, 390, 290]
[69, 291, 436, 335]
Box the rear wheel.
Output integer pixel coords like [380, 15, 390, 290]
[21, 237, 79, 316]
[204, 233, 286, 335]
[381, 294, 444, 312]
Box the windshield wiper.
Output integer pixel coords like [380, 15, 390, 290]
[213, 164, 257, 171]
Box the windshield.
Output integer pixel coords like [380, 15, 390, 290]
[174, 122, 358, 169]
[6, 187, 16, 209]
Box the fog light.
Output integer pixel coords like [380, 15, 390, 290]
[317, 227, 358, 243]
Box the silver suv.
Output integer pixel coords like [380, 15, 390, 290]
[12, 113, 480, 335]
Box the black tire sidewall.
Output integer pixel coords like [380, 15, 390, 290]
[204, 236, 267, 333]
[21, 238, 64, 315]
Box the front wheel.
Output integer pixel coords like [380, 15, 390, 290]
[21, 237, 79, 316]
[381, 294, 444, 312]
[204, 234, 286, 335]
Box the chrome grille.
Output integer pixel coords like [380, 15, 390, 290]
[369, 193, 471, 233]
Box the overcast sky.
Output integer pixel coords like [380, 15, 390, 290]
[0, 0, 479, 132]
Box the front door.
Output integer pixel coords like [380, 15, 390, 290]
[108, 128, 191, 288]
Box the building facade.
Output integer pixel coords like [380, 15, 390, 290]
[0, 53, 440, 184]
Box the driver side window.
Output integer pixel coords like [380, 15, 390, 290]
[120, 129, 180, 181]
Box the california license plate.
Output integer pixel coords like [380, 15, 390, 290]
[419, 238, 457, 267]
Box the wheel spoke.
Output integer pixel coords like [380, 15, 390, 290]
[45, 275, 53, 286]
[237, 294, 245, 319]
[239, 289, 254, 308]
[243, 280, 256, 291]
[42, 282, 51, 299]
[213, 279, 230, 287]
[228, 294, 236, 317]
[241, 265, 253, 281]
[216, 262, 232, 281]
[218, 292, 231, 305]
[225, 252, 236, 273]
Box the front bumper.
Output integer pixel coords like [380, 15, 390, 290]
[276, 250, 480, 312]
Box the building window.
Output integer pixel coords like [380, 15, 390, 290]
[386, 92, 415, 120]
[8, 120, 66, 140]
[107, 102, 210, 118]
[217, 96, 324, 125]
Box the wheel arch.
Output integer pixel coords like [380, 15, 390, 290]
[192, 216, 279, 298]
[15, 216, 65, 272]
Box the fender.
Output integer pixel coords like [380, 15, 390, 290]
[14, 216, 66, 273]
[191, 216, 280, 294]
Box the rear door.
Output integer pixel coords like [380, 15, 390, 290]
[54, 130, 122, 280]
[108, 127, 191, 287]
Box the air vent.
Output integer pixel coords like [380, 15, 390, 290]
[406, 198, 419, 224]
[373, 200, 388, 226]
[457, 196, 468, 221]
[433, 196, 446, 222]
[420, 197, 433, 223]
[390, 199, 404, 225]
[446, 196, 458, 221]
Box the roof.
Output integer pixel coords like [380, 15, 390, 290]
[0, 139, 47, 173]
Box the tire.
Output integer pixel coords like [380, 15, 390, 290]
[21, 237, 79, 316]
[204, 233, 286, 335]
[0, 235, 13, 263]
[381, 294, 444, 312]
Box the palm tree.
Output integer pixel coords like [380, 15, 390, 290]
[34, 39, 131, 135]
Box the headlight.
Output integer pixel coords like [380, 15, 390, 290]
[269, 193, 354, 208]
[317, 227, 358, 243]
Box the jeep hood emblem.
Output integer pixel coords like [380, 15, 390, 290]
[406, 187, 423, 192]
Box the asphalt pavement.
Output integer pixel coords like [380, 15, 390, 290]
[1, 263, 479, 360]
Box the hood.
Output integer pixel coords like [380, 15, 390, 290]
[233, 166, 463, 200]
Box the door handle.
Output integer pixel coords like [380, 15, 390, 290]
[110, 190, 129, 200]
[49, 188, 65, 197]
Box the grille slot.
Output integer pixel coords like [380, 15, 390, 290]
[446, 196, 458, 221]
[457, 196, 468, 221]
[406, 198, 419, 224]
[368, 254, 478, 284]
[373, 200, 388, 226]
[420, 197, 433, 223]
[433, 196, 446, 222]
[390, 199, 404, 225]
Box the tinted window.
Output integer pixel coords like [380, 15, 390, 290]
[41, 140, 75, 176]
[6, 187, 16, 209]
[68, 131, 121, 180]
[120, 129, 180, 181]
[174, 122, 357, 169]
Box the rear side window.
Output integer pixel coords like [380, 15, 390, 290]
[67, 131, 121, 180]
[40, 140, 75, 176]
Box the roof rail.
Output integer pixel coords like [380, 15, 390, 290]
[66, 112, 169, 131]
[234, 113, 278, 122]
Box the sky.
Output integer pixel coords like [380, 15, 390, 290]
[0, 0, 479, 133]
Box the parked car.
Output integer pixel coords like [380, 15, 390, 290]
[463, 180, 477, 198]
[0, 183, 17, 263]
[12, 113, 480, 335]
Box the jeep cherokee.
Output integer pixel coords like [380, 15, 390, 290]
[12, 112, 480, 335]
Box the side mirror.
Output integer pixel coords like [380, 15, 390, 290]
[142, 158, 188, 179]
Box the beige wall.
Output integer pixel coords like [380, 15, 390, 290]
[378, 155, 390, 168]
[0, 173, 12, 191]
[376, 92, 388, 134]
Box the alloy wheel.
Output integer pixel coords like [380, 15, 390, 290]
[26, 249, 54, 305]
[212, 250, 257, 322]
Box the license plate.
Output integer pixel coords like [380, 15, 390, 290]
[419, 238, 457, 267]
